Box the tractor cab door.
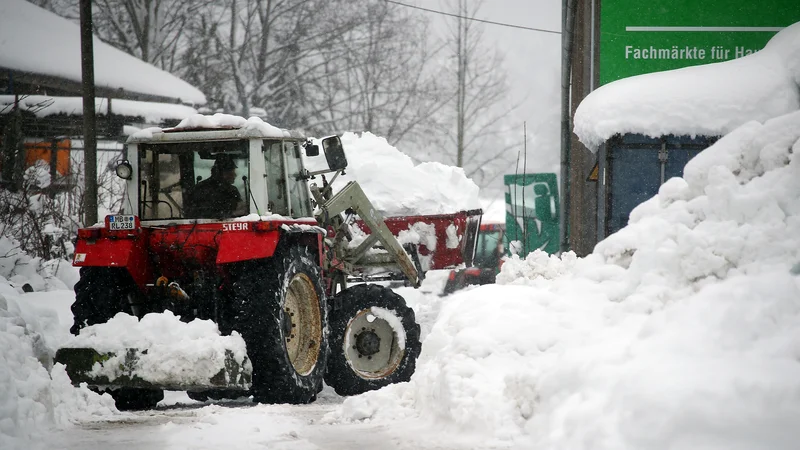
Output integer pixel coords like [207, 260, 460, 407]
[263, 140, 312, 218]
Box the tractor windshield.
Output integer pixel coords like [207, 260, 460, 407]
[473, 229, 503, 269]
[138, 140, 249, 220]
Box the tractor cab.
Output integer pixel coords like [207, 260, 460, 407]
[116, 125, 346, 223]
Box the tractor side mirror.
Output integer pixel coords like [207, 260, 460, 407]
[303, 140, 320, 157]
[321, 135, 347, 171]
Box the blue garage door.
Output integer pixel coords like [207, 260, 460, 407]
[606, 134, 715, 236]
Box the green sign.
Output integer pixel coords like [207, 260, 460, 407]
[600, 0, 800, 84]
[504, 173, 559, 256]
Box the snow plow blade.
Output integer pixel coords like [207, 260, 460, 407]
[54, 347, 252, 391]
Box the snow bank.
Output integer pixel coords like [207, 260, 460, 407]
[574, 22, 800, 150]
[69, 311, 250, 386]
[0, 233, 115, 450]
[0, 291, 117, 450]
[331, 107, 800, 448]
[307, 132, 481, 216]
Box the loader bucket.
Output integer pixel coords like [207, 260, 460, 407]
[54, 347, 252, 392]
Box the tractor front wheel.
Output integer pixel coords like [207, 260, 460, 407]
[325, 284, 421, 396]
[72, 268, 166, 411]
[231, 245, 328, 404]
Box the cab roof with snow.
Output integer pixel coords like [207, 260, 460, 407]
[127, 113, 306, 144]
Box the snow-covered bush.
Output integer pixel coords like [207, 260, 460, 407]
[1, 162, 73, 261]
[0, 172, 79, 292]
[0, 147, 126, 292]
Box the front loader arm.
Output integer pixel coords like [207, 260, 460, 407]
[315, 181, 420, 288]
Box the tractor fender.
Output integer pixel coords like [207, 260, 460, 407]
[216, 225, 324, 265]
[72, 235, 150, 288]
[216, 229, 281, 264]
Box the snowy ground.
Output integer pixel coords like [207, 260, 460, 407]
[55, 390, 494, 450]
[4, 271, 509, 450]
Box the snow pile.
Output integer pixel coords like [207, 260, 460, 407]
[331, 108, 800, 448]
[1, 235, 116, 450]
[496, 249, 578, 284]
[308, 132, 481, 216]
[69, 311, 250, 386]
[0, 290, 117, 450]
[574, 21, 800, 150]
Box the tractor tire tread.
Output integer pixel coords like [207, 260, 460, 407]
[230, 245, 328, 405]
[325, 284, 421, 397]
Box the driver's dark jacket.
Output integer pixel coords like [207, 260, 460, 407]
[186, 177, 242, 218]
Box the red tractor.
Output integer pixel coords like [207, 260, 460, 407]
[56, 119, 480, 410]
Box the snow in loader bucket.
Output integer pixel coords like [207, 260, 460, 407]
[53, 347, 251, 392]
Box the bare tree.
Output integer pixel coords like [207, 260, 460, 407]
[178, 0, 354, 120]
[92, 0, 201, 72]
[28, 0, 449, 149]
[304, 1, 449, 144]
[30, 0, 200, 73]
[425, 0, 519, 189]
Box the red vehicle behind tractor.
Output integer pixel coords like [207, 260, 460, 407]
[56, 119, 481, 410]
[442, 222, 505, 295]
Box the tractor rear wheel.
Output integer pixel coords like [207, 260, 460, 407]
[70, 267, 136, 335]
[231, 245, 328, 404]
[325, 284, 421, 396]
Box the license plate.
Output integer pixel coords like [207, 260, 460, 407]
[108, 215, 136, 231]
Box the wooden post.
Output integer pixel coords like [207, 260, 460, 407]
[49, 138, 58, 198]
[80, 0, 98, 225]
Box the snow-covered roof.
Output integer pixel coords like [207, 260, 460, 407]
[574, 21, 800, 151]
[0, 95, 197, 124]
[0, 0, 206, 106]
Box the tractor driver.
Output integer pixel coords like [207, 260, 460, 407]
[186, 155, 244, 218]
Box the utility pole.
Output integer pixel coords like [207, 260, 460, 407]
[455, 0, 467, 168]
[560, 0, 576, 253]
[80, 0, 98, 226]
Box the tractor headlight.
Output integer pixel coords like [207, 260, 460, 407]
[115, 161, 133, 180]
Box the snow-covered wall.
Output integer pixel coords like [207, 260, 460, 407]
[574, 21, 800, 150]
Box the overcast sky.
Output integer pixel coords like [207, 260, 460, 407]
[408, 0, 563, 195]
[480, 0, 562, 175]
